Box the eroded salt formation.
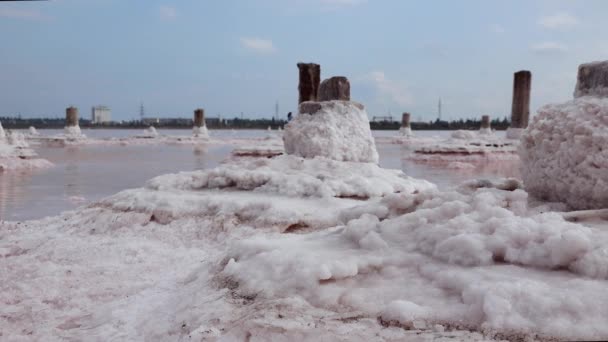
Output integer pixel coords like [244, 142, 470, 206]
[521, 60, 608, 209]
[283, 101, 379, 163]
[520, 96, 608, 209]
[0, 123, 53, 171]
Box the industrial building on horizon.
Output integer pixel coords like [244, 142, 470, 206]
[91, 105, 111, 123]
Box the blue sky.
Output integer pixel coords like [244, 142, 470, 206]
[1, 0, 607, 121]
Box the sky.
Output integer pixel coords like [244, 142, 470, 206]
[1, 0, 608, 121]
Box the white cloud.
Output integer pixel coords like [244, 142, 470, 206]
[159, 5, 177, 20]
[363, 71, 413, 107]
[0, 7, 47, 20]
[539, 12, 579, 30]
[531, 41, 568, 54]
[490, 24, 505, 34]
[240, 37, 277, 54]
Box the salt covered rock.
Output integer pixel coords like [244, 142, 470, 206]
[520, 96, 608, 209]
[318, 76, 350, 101]
[283, 100, 379, 163]
[574, 60, 608, 98]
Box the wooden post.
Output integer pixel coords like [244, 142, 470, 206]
[510, 70, 531, 129]
[194, 108, 205, 127]
[318, 76, 350, 101]
[481, 115, 491, 129]
[401, 112, 411, 128]
[574, 61, 608, 98]
[297, 63, 321, 104]
[66, 107, 79, 127]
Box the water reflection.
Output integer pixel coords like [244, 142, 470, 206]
[0, 138, 233, 221]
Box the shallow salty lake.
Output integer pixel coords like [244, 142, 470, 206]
[0, 129, 519, 221]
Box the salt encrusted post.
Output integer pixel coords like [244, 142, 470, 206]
[297, 63, 321, 104]
[574, 60, 608, 98]
[66, 107, 79, 127]
[194, 108, 205, 127]
[318, 76, 350, 101]
[511, 70, 531, 129]
[481, 115, 490, 129]
[401, 112, 411, 129]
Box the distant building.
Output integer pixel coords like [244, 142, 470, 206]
[91, 106, 111, 123]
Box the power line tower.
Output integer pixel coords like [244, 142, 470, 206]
[139, 102, 145, 121]
[438, 97, 442, 121]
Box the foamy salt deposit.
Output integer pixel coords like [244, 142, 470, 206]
[146, 154, 434, 199]
[223, 185, 608, 341]
[283, 101, 379, 163]
[2, 153, 608, 340]
[520, 96, 608, 209]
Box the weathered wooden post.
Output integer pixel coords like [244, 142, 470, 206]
[479, 115, 491, 135]
[401, 112, 411, 128]
[318, 76, 350, 101]
[511, 70, 531, 128]
[400, 112, 412, 136]
[193, 108, 209, 138]
[297, 63, 321, 104]
[194, 108, 205, 127]
[66, 106, 79, 127]
[481, 115, 490, 129]
[574, 61, 608, 98]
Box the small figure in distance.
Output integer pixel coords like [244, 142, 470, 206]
[287, 112, 293, 121]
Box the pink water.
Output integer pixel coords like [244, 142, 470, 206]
[0, 129, 519, 221]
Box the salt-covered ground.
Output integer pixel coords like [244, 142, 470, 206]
[26, 126, 283, 150]
[2, 146, 608, 341]
[375, 129, 520, 172]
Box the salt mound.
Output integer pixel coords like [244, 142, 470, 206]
[147, 154, 434, 199]
[142, 126, 158, 138]
[0, 129, 53, 171]
[63, 125, 86, 140]
[29, 126, 39, 136]
[193, 125, 209, 139]
[399, 126, 412, 137]
[223, 185, 608, 340]
[520, 96, 608, 209]
[451, 130, 477, 140]
[283, 101, 379, 163]
[0, 121, 5, 141]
